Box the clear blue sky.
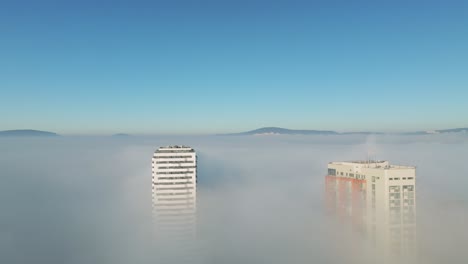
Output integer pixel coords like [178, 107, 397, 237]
[1, 0, 467, 134]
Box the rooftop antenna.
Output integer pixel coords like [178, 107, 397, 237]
[366, 150, 369, 167]
[367, 148, 377, 167]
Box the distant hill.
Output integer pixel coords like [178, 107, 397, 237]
[435, 128, 468, 133]
[404, 128, 468, 135]
[222, 127, 338, 136]
[112, 133, 131, 137]
[221, 127, 468, 136]
[341, 131, 385, 135]
[0, 129, 59, 137]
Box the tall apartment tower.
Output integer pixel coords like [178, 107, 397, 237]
[151, 146, 197, 239]
[325, 161, 416, 262]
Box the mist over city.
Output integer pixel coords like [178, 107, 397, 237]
[1, 134, 467, 263]
[2, 1, 468, 263]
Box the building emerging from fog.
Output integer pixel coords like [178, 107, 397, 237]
[325, 160, 416, 262]
[152, 146, 197, 240]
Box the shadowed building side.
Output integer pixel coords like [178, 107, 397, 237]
[325, 173, 367, 233]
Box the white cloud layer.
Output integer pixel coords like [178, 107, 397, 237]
[0, 134, 467, 263]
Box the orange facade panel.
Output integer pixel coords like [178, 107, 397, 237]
[325, 175, 366, 232]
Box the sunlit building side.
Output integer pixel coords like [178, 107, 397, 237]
[326, 160, 416, 262]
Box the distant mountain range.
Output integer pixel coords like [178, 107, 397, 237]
[404, 128, 468, 135]
[221, 127, 468, 136]
[0, 129, 59, 137]
[1, 127, 467, 137]
[112, 133, 131, 137]
[222, 127, 338, 136]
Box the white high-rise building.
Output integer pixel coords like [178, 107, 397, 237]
[326, 160, 416, 262]
[152, 146, 197, 239]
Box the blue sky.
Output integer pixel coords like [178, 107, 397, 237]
[1, 0, 467, 134]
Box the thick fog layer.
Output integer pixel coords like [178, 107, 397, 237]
[1, 134, 467, 263]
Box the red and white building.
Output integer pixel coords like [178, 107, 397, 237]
[326, 160, 416, 262]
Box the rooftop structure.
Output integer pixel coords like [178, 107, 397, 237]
[328, 160, 415, 169]
[155, 145, 196, 153]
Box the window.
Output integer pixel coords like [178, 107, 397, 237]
[153, 155, 194, 159]
[403, 185, 414, 192]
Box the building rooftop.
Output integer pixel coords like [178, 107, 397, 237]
[329, 160, 415, 170]
[160, 145, 192, 149]
[155, 145, 195, 153]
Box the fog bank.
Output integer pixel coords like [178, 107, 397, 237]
[1, 134, 467, 263]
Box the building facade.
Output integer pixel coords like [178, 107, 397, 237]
[152, 145, 197, 239]
[325, 160, 416, 262]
